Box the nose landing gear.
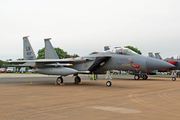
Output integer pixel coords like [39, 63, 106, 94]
[106, 70, 112, 87]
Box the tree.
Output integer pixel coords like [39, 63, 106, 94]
[89, 52, 99, 55]
[0, 60, 8, 68]
[6, 59, 12, 61]
[54, 47, 69, 59]
[0, 60, 4, 68]
[17, 58, 24, 60]
[37, 48, 45, 59]
[125, 46, 142, 55]
[37, 47, 79, 59]
[70, 54, 79, 58]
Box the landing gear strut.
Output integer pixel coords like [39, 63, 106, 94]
[171, 70, 177, 81]
[56, 76, 65, 85]
[106, 70, 112, 87]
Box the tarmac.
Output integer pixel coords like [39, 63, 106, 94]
[0, 74, 180, 120]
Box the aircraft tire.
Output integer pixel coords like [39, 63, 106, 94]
[74, 76, 81, 84]
[134, 75, 139, 80]
[143, 75, 148, 80]
[56, 77, 63, 85]
[106, 81, 111, 87]
[172, 77, 176, 81]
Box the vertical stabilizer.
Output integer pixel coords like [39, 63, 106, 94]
[155, 53, 162, 60]
[148, 52, 155, 58]
[44, 38, 59, 59]
[23, 36, 37, 60]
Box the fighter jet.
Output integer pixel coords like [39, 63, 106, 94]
[152, 53, 180, 81]
[9, 37, 175, 87]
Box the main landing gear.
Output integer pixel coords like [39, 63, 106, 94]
[134, 75, 148, 80]
[74, 76, 82, 84]
[55, 75, 82, 85]
[56, 76, 65, 85]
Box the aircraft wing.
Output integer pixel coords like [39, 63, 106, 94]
[35, 57, 94, 63]
[9, 56, 112, 67]
[8, 57, 95, 66]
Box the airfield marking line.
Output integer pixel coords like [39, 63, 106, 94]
[89, 106, 141, 113]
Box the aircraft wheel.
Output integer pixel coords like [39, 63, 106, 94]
[106, 81, 111, 87]
[134, 75, 139, 80]
[74, 76, 81, 84]
[143, 75, 148, 80]
[172, 77, 176, 81]
[57, 77, 63, 85]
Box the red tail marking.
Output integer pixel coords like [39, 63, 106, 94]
[33, 66, 36, 70]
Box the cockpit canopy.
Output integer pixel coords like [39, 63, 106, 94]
[112, 47, 138, 55]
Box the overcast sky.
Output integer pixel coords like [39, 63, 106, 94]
[1, 0, 180, 61]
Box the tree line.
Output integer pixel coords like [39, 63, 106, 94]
[37, 47, 79, 59]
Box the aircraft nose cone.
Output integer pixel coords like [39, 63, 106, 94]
[146, 57, 175, 70]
